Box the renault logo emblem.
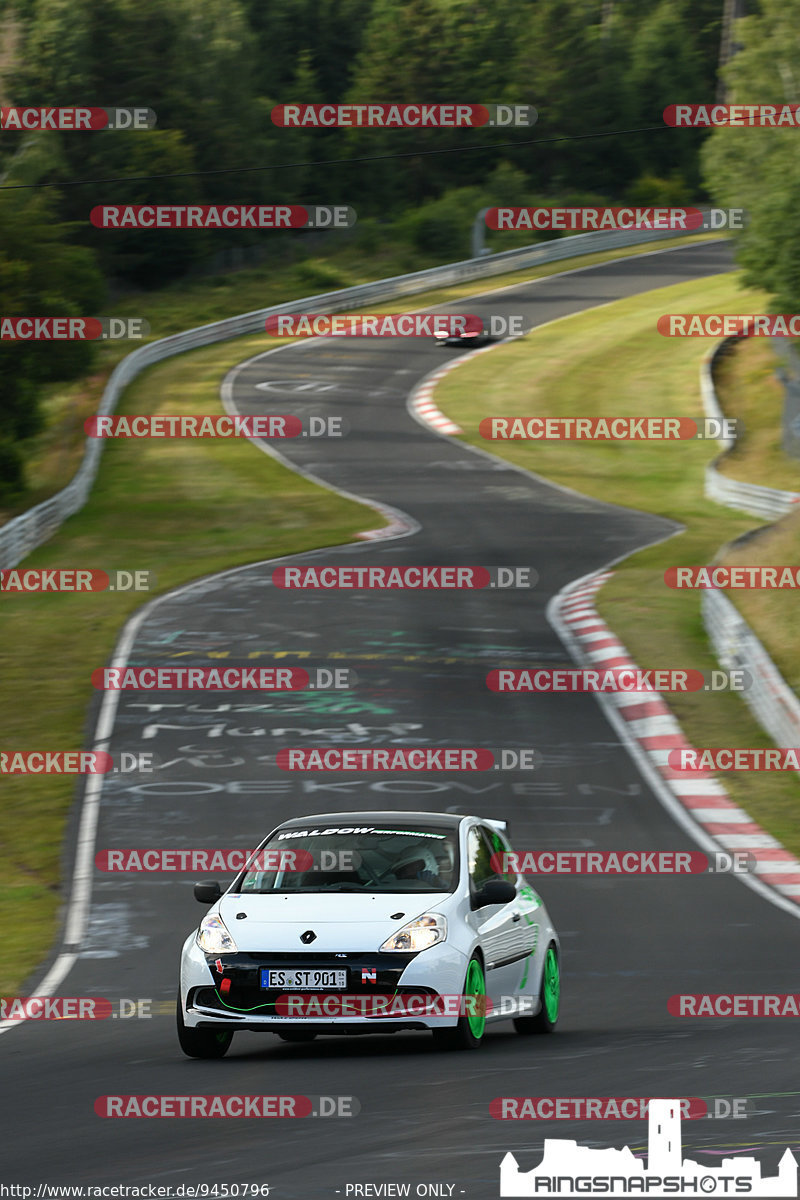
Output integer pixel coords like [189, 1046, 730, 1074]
[300, 930, 316, 944]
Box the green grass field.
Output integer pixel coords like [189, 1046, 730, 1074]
[715, 338, 800, 490]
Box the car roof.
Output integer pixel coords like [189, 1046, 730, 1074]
[273, 810, 467, 830]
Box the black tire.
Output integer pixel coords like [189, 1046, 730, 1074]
[277, 1028, 318, 1043]
[177, 995, 233, 1059]
[514, 944, 560, 1035]
[431, 954, 487, 1051]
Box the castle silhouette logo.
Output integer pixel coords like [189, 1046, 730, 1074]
[500, 1099, 798, 1196]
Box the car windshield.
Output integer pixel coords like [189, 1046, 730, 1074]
[236, 823, 459, 894]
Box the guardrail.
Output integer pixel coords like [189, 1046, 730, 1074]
[1, 220, 711, 569]
[700, 335, 800, 766]
[703, 587, 800, 758]
[701, 337, 800, 519]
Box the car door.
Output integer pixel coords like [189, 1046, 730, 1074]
[484, 824, 543, 981]
[467, 825, 527, 1004]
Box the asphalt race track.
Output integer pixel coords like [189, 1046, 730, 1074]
[5, 240, 800, 1197]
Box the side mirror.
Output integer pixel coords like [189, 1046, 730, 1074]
[473, 877, 516, 908]
[194, 881, 222, 904]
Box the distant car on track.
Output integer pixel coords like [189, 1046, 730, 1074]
[177, 810, 560, 1057]
[434, 326, 499, 347]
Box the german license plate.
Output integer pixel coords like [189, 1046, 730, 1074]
[261, 968, 347, 990]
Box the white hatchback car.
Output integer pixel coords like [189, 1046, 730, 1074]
[178, 810, 560, 1057]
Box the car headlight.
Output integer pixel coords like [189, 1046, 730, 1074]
[196, 913, 238, 955]
[379, 913, 447, 953]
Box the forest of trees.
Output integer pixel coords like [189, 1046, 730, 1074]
[0, 0, 795, 495]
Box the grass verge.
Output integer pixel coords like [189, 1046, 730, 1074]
[715, 338, 800, 491]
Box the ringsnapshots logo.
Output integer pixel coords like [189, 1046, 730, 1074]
[499, 1098, 798, 1196]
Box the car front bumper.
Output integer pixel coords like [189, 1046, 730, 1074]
[179, 935, 470, 1030]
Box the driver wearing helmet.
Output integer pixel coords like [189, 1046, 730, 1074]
[392, 843, 451, 887]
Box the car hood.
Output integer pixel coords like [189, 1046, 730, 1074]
[217, 891, 451, 953]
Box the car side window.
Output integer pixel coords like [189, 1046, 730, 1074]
[467, 826, 496, 893]
[483, 826, 518, 887]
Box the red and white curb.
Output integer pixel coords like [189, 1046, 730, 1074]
[408, 341, 510, 436]
[551, 570, 800, 908]
[357, 508, 417, 540]
[410, 373, 463, 434]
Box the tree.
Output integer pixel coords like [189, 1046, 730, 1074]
[0, 186, 104, 492]
[702, 0, 800, 308]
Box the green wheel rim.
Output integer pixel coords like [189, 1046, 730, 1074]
[465, 959, 486, 1038]
[542, 948, 560, 1023]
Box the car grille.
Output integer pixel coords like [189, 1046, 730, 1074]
[194, 950, 420, 1016]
